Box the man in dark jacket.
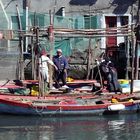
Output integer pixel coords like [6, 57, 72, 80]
[100, 58, 122, 93]
[53, 49, 69, 88]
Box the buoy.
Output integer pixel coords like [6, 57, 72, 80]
[108, 104, 125, 111]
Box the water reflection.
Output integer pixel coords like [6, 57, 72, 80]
[0, 114, 140, 140]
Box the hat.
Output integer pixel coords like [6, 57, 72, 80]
[57, 49, 62, 53]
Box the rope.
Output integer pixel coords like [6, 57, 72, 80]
[30, 100, 63, 116]
[48, 107, 61, 117]
[30, 101, 45, 116]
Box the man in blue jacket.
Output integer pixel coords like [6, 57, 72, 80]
[53, 49, 69, 88]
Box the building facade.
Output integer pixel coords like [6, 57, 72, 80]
[0, 0, 138, 79]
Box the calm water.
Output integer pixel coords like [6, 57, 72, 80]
[0, 114, 140, 140]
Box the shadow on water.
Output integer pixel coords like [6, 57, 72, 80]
[0, 114, 140, 140]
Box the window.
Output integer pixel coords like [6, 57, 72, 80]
[30, 14, 45, 27]
[120, 16, 128, 26]
[84, 15, 97, 29]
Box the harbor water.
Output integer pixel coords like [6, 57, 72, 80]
[0, 114, 140, 140]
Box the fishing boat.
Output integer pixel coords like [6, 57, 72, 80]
[0, 79, 140, 116]
[0, 93, 139, 116]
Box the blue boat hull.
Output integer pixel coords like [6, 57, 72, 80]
[0, 102, 139, 116]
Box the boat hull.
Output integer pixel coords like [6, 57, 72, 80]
[0, 97, 139, 116]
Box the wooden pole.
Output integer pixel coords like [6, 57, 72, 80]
[33, 12, 37, 80]
[130, 29, 135, 94]
[130, 4, 135, 94]
[36, 27, 44, 96]
[135, 41, 139, 79]
[31, 36, 35, 80]
[48, 10, 54, 89]
[16, 5, 24, 80]
[23, 0, 29, 52]
[125, 36, 129, 79]
[86, 38, 91, 79]
[135, 0, 140, 79]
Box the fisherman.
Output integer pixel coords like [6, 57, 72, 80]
[53, 49, 69, 88]
[39, 50, 57, 91]
[100, 57, 122, 93]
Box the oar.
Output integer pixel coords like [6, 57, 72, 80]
[1, 79, 10, 87]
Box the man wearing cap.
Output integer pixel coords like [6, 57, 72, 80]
[53, 49, 69, 88]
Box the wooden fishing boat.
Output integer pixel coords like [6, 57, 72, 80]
[0, 79, 99, 95]
[0, 94, 139, 116]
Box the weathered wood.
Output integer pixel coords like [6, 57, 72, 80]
[86, 38, 92, 79]
[125, 36, 130, 79]
[130, 30, 135, 94]
[35, 27, 44, 96]
[16, 5, 24, 80]
[48, 10, 54, 89]
[31, 36, 35, 80]
[135, 41, 139, 79]
[135, 0, 140, 79]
